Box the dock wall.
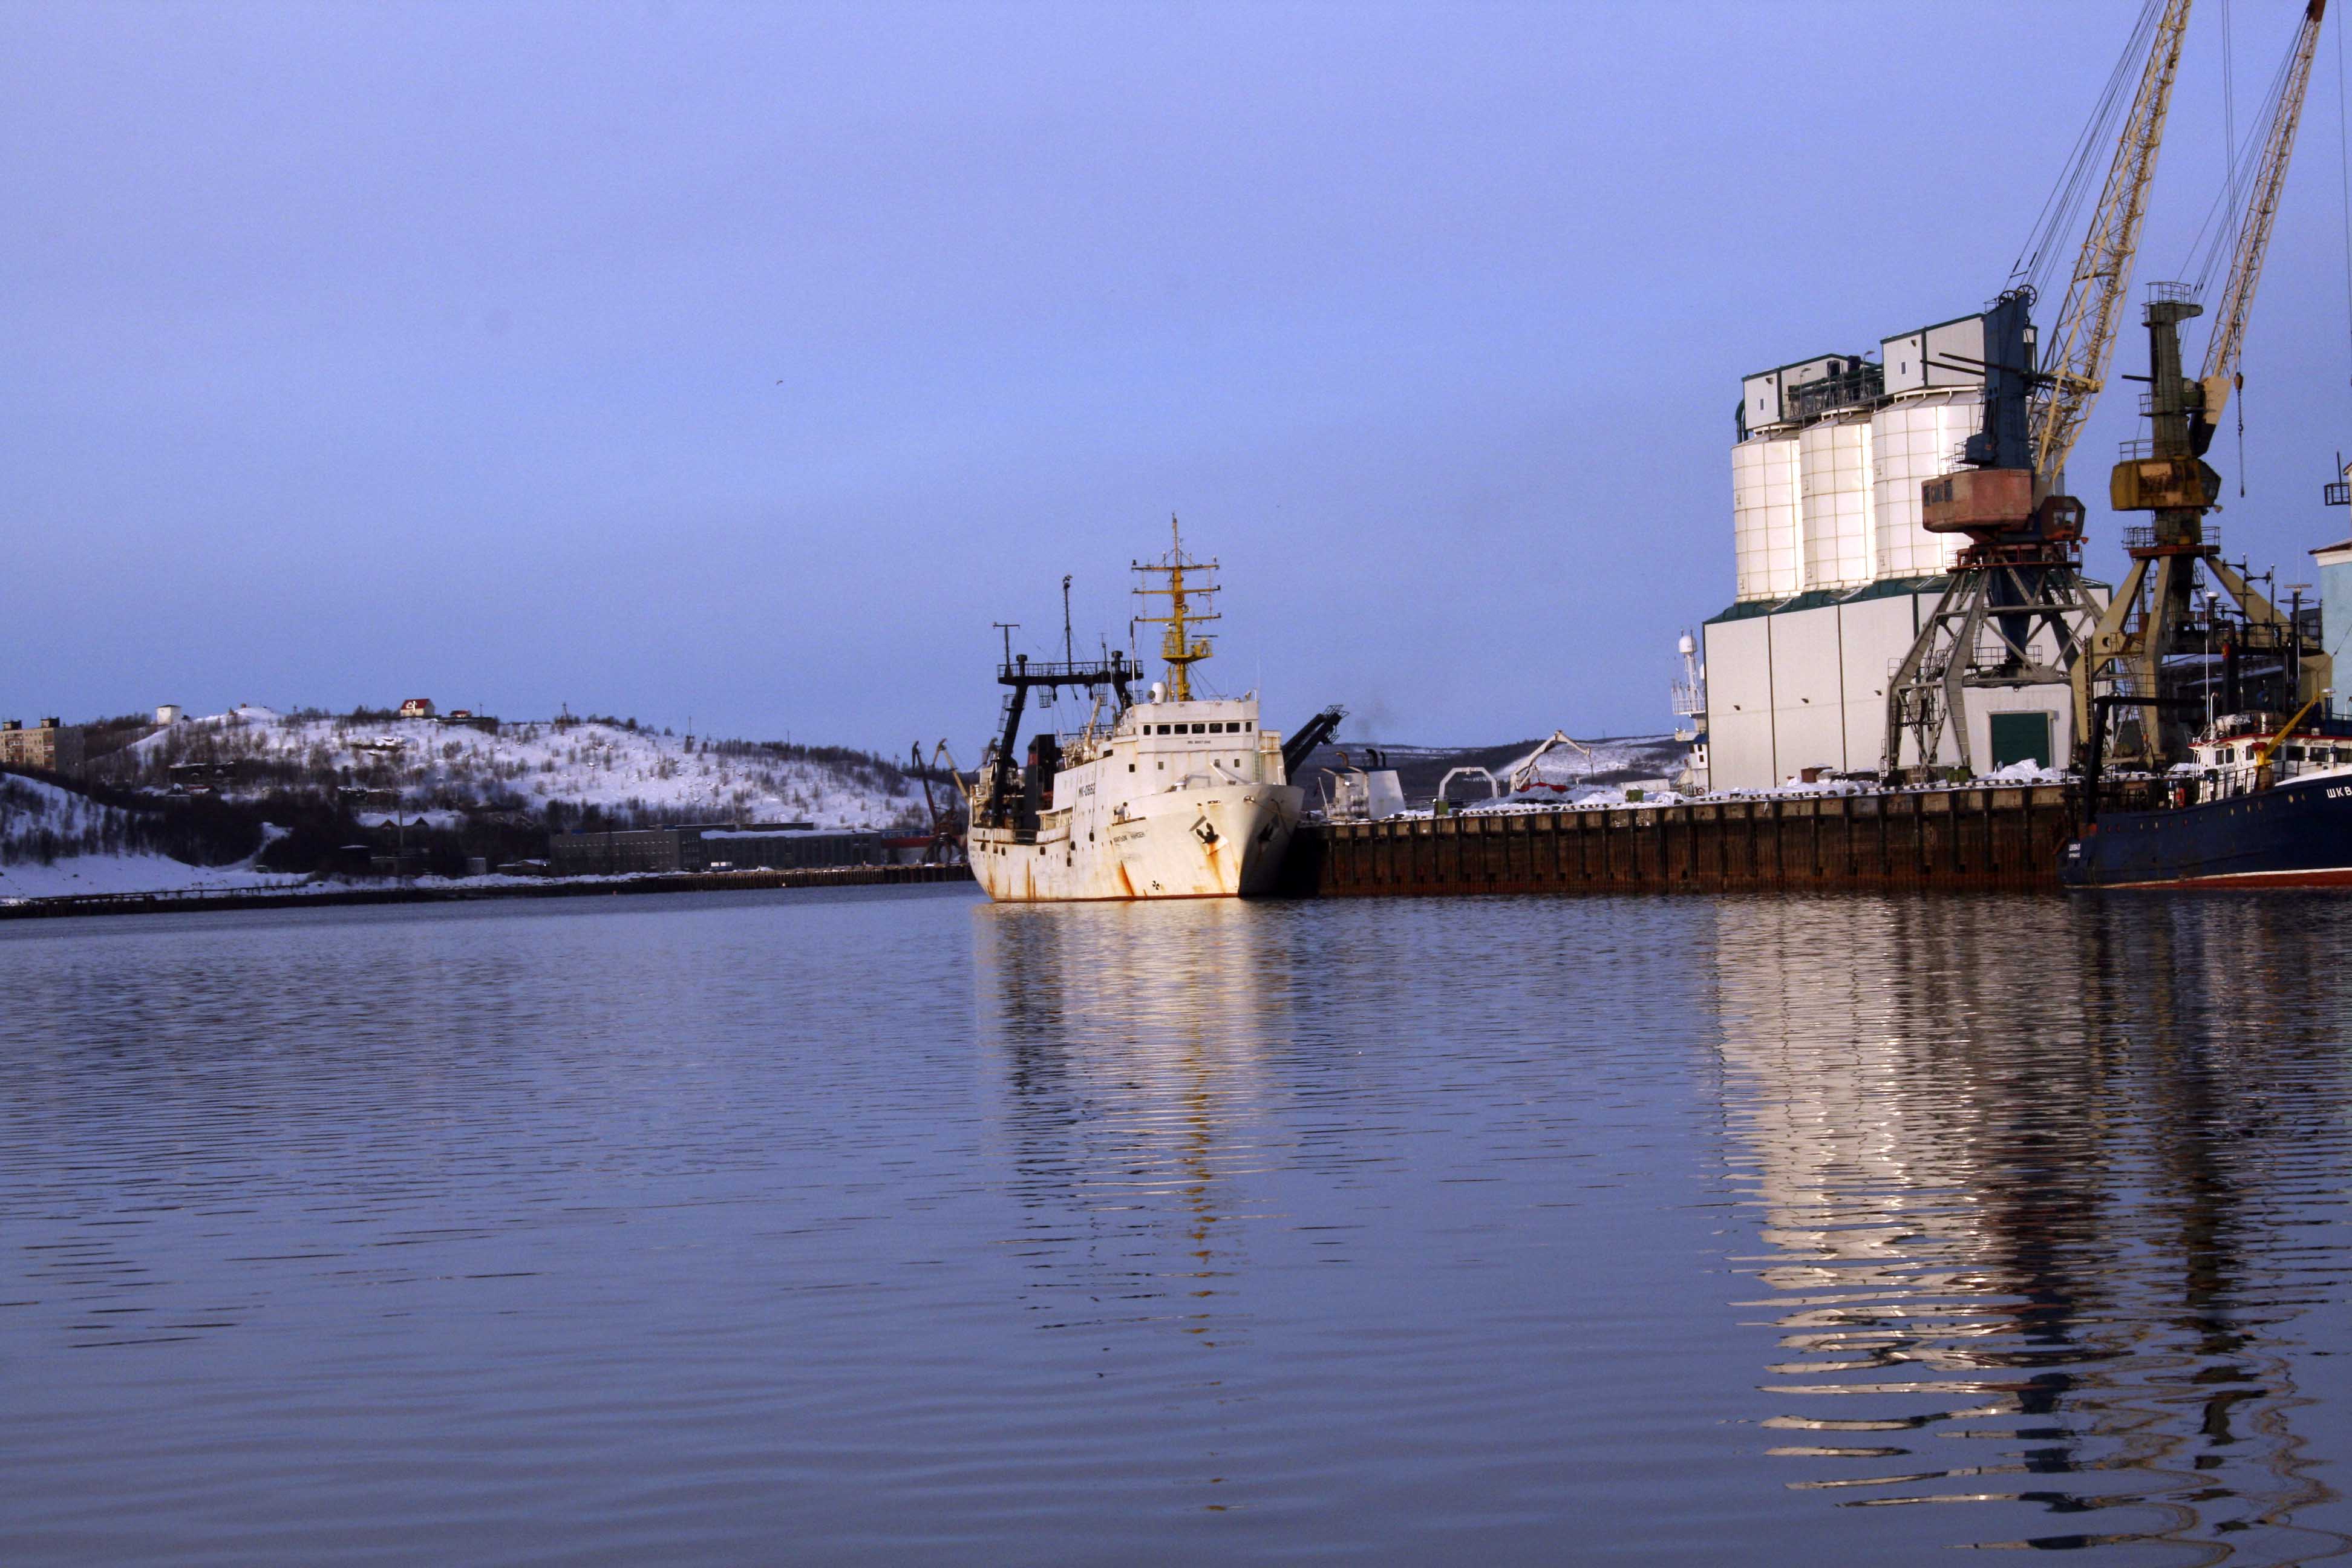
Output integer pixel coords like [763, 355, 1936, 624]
[1284, 786, 2076, 897]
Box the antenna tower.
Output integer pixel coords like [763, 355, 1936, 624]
[1131, 517, 1218, 701]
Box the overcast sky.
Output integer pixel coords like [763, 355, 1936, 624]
[7, 1, 2351, 749]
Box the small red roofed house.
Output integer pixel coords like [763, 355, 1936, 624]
[399, 697, 436, 719]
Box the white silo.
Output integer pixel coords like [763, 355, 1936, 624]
[1798, 412, 1874, 590]
[1731, 436, 1804, 600]
[1870, 391, 1978, 579]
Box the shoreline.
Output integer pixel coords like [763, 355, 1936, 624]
[0, 862, 974, 922]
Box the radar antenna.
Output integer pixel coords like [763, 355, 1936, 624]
[1131, 516, 1219, 701]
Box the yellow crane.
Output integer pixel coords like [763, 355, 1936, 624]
[1883, 0, 2191, 779]
[2197, 0, 2328, 437]
[2077, 0, 2333, 766]
[2032, 0, 2194, 489]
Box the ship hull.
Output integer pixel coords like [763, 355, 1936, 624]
[2060, 773, 2352, 889]
[971, 783, 1301, 902]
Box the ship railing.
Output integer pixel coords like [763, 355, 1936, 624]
[996, 656, 1132, 687]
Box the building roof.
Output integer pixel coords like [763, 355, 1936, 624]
[1706, 568, 2115, 626]
[1706, 575, 1950, 624]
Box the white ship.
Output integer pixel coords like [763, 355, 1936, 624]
[965, 523, 1313, 902]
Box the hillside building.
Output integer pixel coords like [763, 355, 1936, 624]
[0, 718, 85, 777]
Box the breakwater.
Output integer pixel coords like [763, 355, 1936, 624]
[1283, 785, 2078, 896]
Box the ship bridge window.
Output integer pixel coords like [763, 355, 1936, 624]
[1210, 722, 1227, 733]
[1192, 723, 1206, 734]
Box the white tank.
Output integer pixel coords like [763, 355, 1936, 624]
[1870, 391, 1977, 579]
[1798, 412, 1873, 590]
[1731, 435, 1803, 601]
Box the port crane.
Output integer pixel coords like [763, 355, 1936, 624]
[1884, 0, 2191, 780]
[909, 739, 967, 863]
[2075, 0, 2333, 766]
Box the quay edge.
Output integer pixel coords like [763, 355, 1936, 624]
[1279, 785, 2079, 897]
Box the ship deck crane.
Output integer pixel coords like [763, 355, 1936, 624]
[1883, 0, 2192, 780]
[2077, 0, 2331, 767]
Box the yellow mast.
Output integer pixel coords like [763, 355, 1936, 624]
[1131, 516, 1218, 702]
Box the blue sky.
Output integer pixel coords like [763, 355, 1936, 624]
[7, 2, 2351, 747]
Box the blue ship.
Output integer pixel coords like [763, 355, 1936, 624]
[2062, 705, 2352, 889]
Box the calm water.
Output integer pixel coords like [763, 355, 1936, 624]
[4, 885, 2351, 1565]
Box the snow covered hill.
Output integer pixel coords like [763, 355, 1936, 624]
[99, 707, 935, 831]
[0, 773, 293, 900]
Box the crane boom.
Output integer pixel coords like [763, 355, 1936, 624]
[2031, 0, 2195, 483]
[2198, 0, 2328, 421]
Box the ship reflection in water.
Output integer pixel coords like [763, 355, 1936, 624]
[972, 900, 1286, 1358]
[1714, 897, 2352, 1560]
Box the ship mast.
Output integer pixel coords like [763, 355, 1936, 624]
[1131, 517, 1218, 701]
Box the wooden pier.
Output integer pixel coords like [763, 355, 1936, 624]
[1282, 786, 2077, 897]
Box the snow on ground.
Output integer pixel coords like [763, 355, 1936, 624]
[118, 708, 929, 830]
[353, 810, 466, 831]
[0, 774, 296, 898]
[1, 773, 121, 850]
[0, 854, 296, 901]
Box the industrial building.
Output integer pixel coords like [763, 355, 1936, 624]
[2314, 532, 2352, 666]
[0, 717, 85, 777]
[547, 823, 882, 877]
[1707, 307, 2097, 789]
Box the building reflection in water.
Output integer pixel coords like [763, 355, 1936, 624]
[972, 900, 1295, 1356]
[1713, 895, 2352, 1559]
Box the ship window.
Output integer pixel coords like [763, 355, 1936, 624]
[1243, 722, 1252, 731]
[1192, 723, 1206, 734]
[2287, 746, 2309, 762]
[1209, 722, 1226, 733]
[1128, 763, 1135, 772]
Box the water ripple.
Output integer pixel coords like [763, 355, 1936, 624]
[1, 888, 2349, 1563]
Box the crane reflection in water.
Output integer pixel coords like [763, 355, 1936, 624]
[1713, 894, 2352, 1560]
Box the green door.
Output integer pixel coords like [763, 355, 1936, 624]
[1988, 710, 2054, 769]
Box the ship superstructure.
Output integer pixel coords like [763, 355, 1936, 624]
[966, 522, 1304, 901]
